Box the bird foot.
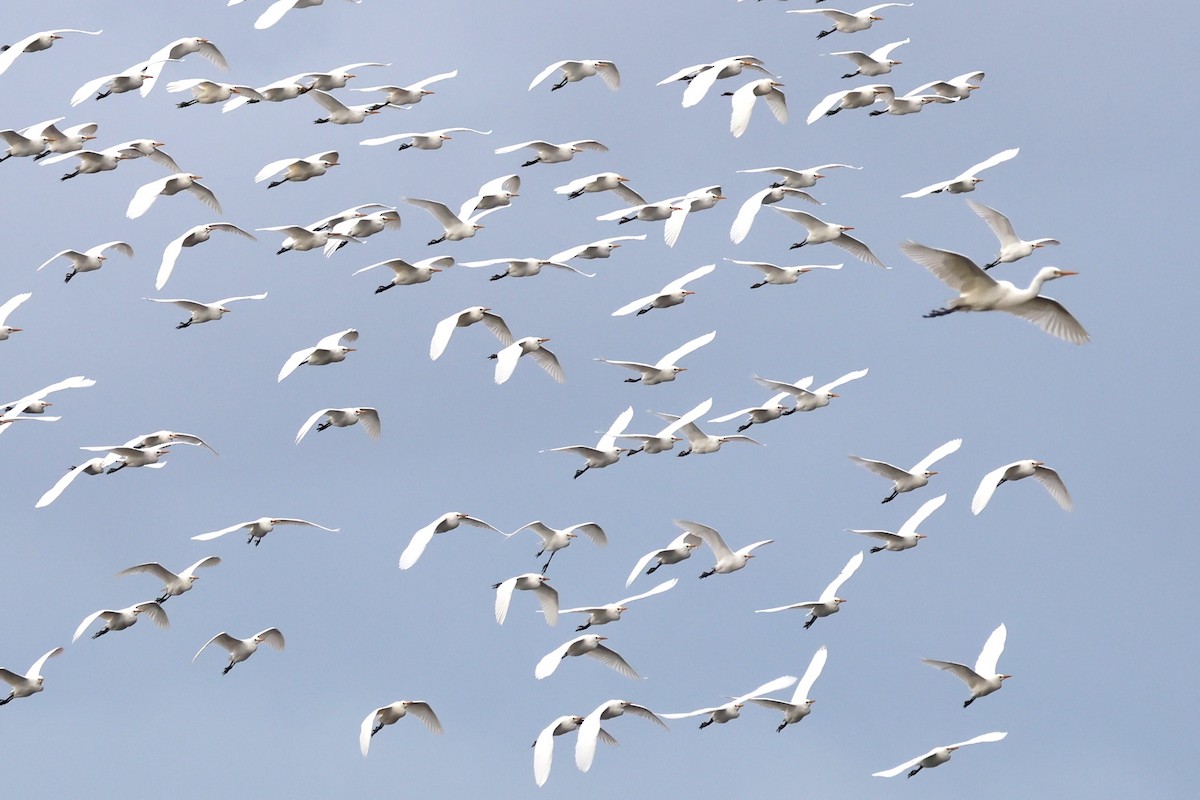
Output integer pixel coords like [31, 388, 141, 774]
[551, 78, 568, 91]
[882, 491, 897, 503]
[572, 468, 587, 479]
[374, 284, 390, 294]
[397, 143, 412, 151]
[371, 725, 383, 736]
[789, 241, 807, 249]
[313, 118, 329, 124]
[617, 216, 634, 224]
[33, 151, 49, 161]
[489, 273, 504, 281]
[817, 29, 833, 39]
[870, 546, 885, 553]
[868, 110, 885, 116]
[568, 190, 583, 199]
[776, 722, 787, 732]
[737, 423, 751, 432]
[0, 695, 12, 705]
[64, 272, 75, 283]
[825, 108, 841, 116]
[267, 180, 283, 189]
[95, 91, 111, 101]
[157, 594, 170, 603]
[963, 698, 975, 708]
[176, 321, 191, 329]
[61, 172, 78, 181]
[316, 422, 332, 431]
[521, 159, 539, 167]
[908, 767, 922, 778]
[636, 307, 650, 316]
[677, 450, 691, 457]
[176, 100, 196, 108]
[426, 238, 443, 246]
[623, 378, 641, 383]
[92, 629, 107, 639]
[575, 623, 590, 632]
[699, 720, 712, 729]
[803, 619, 815, 629]
[983, 260, 999, 270]
[841, 72, 857, 79]
[222, 665, 233, 675]
[699, 570, 714, 579]
[276, 248, 288, 255]
[923, 307, 957, 319]
[750, 282, 766, 289]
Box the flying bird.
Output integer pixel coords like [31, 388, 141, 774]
[675, 519, 771, 577]
[597, 330, 716, 385]
[191, 517, 338, 546]
[728, 188, 820, 244]
[360, 701, 443, 757]
[458, 174, 521, 219]
[353, 256, 452, 292]
[788, 4, 913, 38]
[193, 628, 284, 674]
[535, 635, 639, 680]
[873, 731, 1007, 778]
[398, 512, 505, 570]
[611, 263, 715, 316]
[662, 675, 797, 729]
[752, 368, 868, 413]
[70, 58, 180, 106]
[277, 328, 359, 382]
[156, 222, 256, 289]
[528, 59, 620, 91]
[352, 69, 458, 109]
[0, 292, 31, 340]
[626, 531, 703, 586]
[144, 293, 267, 329]
[117, 556, 221, 602]
[429, 306, 513, 360]
[849, 437, 962, 502]
[37, 241, 133, 283]
[236, 0, 363, 31]
[867, 84, 957, 116]
[494, 139, 608, 167]
[138, 37, 228, 96]
[848, 493, 946, 553]
[774, 208, 885, 267]
[359, 127, 491, 151]
[0, 29, 102, 77]
[255, 150, 339, 188]
[544, 406, 635, 479]
[655, 403, 764, 457]
[902, 148, 1019, 198]
[748, 645, 829, 731]
[549, 235, 645, 263]
[908, 71, 986, 100]
[72, 601, 168, 642]
[967, 200, 1060, 269]
[575, 700, 667, 772]
[619, 396, 714, 455]
[806, 83, 887, 123]
[533, 715, 617, 787]
[756, 551, 864, 628]
[258, 224, 358, 255]
[727, 259, 843, 288]
[167, 78, 263, 106]
[971, 460, 1072, 514]
[830, 38, 909, 78]
[923, 624, 1011, 707]
[728, 78, 787, 138]
[663, 55, 771, 108]
[507, 521, 607, 573]
[295, 407, 381, 444]
[489, 337, 564, 385]
[493, 573, 559, 625]
[126, 173, 221, 219]
[902, 241, 1089, 344]
[555, 172, 645, 205]
[559, 579, 677, 631]
[737, 163, 861, 189]
[404, 197, 497, 245]
[460, 257, 594, 282]
[0, 647, 64, 706]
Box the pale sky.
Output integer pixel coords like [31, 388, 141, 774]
[0, 1, 1192, 797]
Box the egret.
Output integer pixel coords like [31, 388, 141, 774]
[923, 624, 1011, 707]
[294, 407, 380, 444]
[277, 329, 359, 382]
[191, 517, 339, 546]
[756, 551, 864, 628]
[848, 493, 946, 552]
[360, 701, 442, 757]
[972, 460, 1072, 514]
[749, 645, 829, 731]
[873, 731, 1007, 778]
[193, 629, 284, 674]
[398, 512, 505, 570]
[675, 519, 771, 578]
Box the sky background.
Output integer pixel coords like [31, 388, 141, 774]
[0, 1, 1193, 796]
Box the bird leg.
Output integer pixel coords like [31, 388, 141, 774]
[61, 170, 80, 180]
[568, 189, 585, 199]
[0, 694, 13, 705]
[617, 215, 635, 224]
[64, 271, 76, 283]
[176, 99, 197, 108]
[789, 239, 809, 250]
[776, 721, 789, 733]
[176, 319, 192, 329]
[427, 236, 446, 246]
[824, 107, 842, 117]
[626, 447, 643, 456]
[313, 117, 330, 124]
[646, 562, 661, 575]
[95, 90, 111, 100]
[521, 158, 541, 167]
[676, 449, 692, 457]
[275, 247, 289, 255]
[817, 28, 834, 39]
[489, 272, 506, 281]
[550, 76, 568, 91]
[750, 281, 767, 289]
[267, 179, 285, 189]
[803, 616, 816, 630]
[923, 307, 959, 319]
[963, 697, 975, 708]
[316, 421, 333, 432]
[368, 103, 387, 111]
[397, 143, 412, 151]
[635, 306, 653, 316]
[699, 719, 713, 730]
[624, 377, 641, 383]
[983, 260, 999, 270]
[106, 462, 127, 475]
[737, 421, 753, 432]
[374, 284, 393, 294]
[881, 489, 898, 503]
[371, 724, 384, 737]
[870, 546, 886, 553]
[540, 551, 557, 574]
[91, 628, 109, 639]
[699, 568, 715, 579]
[575, 621, 592, 632]
[907, 766, 923, 779]
[842, 71, 859, 79]
[868, 109, 886, 116]
[222, 663, 234, 675]
[157, 593, 170, 603]
[573, 466, 590, 480]
[0, 153, 11, 163]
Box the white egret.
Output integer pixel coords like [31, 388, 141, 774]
[277, 329, 359, 382]
[352, 69, 458, 109]
[121, 430, 219, 455]
[596, 198, 686, 231]
[193, 628, 284, 674]
[655, 404, 764, 457]
[144, 293, 267, 329]
[773, 208, 886, 267]
[529, 60, 620, 91]
[0, 647, 63, 705]
[738, 163, 861, 189]
[664, 185, 726, 247]
[220, 71, 318, 110]
[663, 675, 797, 729]
[37, 241, 133, 283]
[359, 127, 491, 151]
[550, 234, 645, 263]
[729, 187, 819, 244]
[191, 517, 338, 546]
[597, 330, 716, 385]
[398, 512, 505, 570]
[729, 78, 787, 138]
[79, 443, 175, 474]
[70, 59, 180, 106]
[728, 259, 843, 287]
[753, 368, 868, 412]
[239, 0, 362, 31]
[708, 391, 793, 432]
[545, 406, 634, 479]
[354, 256, 452, 293]
[167, 78, 263, 107]
[626, 532, 703, 586]
[35, 459, 108, 508]
[675, 519, 771, 578]
[555, 172, 645, 205]
[618, 396, 713, 455]
[460, 257, 594, 282]
[967, 200, 1061, 269]
[126, 173, 221, 219]
[156, 222, 256, 289]
[493, 573, 558, 626]
[666, 56, 771, 108]
[32, 119, 99, 158]
[490, 337, 564, 385]
[459, 174, 520, 219]
[2, 375, 96, 426]
[117, 556, 221, 603]
[873, 731, 1007, 778]
[848, 493, 946, 553]
[972, 460, 1072, 514]
[756, 551, 864, 628]
[902, 241, 1089, 343]
[0, 29, 102, 77]
[508, 521, 607, 573]
[902, 148, 1019, 198]
[138, 37, 228, 95]
[255, 150, 339, 188]
[831, 38, 909, 78]
[295, 407, 380, 444]
[494, 139, 608, 166]
[306, 61, 389, 91]
[360, 701, 442, 757]
[73, 601, 168, 642]
[575, 700, 667, 772]
[849, 437, 962, 502]
[612, 263, 714, 316]
[0, 292, 31, 339]
[404, 197, 497, 245]
[909, 71, 986, 100]
[535, 634, 639, 680]
[559, 578, 677, 631]
[788, 4, 912, 38]
[868, 85, 957, 116]
[0, 125, 50, 162]
[806, 83, 886, 123]
[749, 645, 829, 731]
[429, 306, 512, 360]
[533, 715, 617, 787]
[258, 224, 358, 255]
[924, 624, 1011, 707]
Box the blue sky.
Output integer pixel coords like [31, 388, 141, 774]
[0, 1, 1193, 797]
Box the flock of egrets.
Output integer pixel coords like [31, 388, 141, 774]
[0, 0, 1087, 790]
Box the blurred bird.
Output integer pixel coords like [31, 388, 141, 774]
[0, 647, 63, 706]
[598, 330, 716, 385]
[626, 530, 703, 586]
[508, 521, 607, 573]
[0, 29, 102, 77]
[493, 573, 559, 625]
[255, 150, 339, 188]
[533, 715, 617, 787]
[0, 292, 31, 340]
[72, 601, 168, 642]
[662, 675, 797, 729]
[535, 634, 639, 680]
[675, 519, 771, 577]
[752, 368, 868, 412]
[37, 241, 133, 283]
[728, 78, 787, 138]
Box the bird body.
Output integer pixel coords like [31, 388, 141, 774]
[730, 79, 787, 138]
[831, 38, 908, 78]
[546, 406, 634, 479]
[0, 647, 64, 705]
[748, 645, 829, 731]
[903, 148, 1019, 198]
[461, 257, 593, 281]
[73, 601, 168, 642]
[491, 337, 564, 385]
[756, 551, 864, 628]
[868, 85, 956, 116]
[788, 4, 912, 38]
[37, 241, 133, 283]
[873, 731, 1007, 778]
[849, 437, 962, 502]
[193, 629, 284, 674]
[157, 223, 256, 289]
[774, 208, 885, 267]
[559, 579, 676, 631]
[354, 256, 451, 292]
[278, 328, 359, 381]
[127, 173, 220, 219]
[398, 512, 505, 570]
[429, 306, 512, 360]
[675, 519, 771, 577]
[0, 29, 102, 77]
[191, 517, 338, 546]
[849, 493, 945, 553]
[493, 573, 558, 625]
[144, 293, 267, 328]
[575, 700, 667, 772]
[360, 701, 442, 757]
[535, 635, 639, 680]
[972, 460, 1072, 514]
[494, 139, 607, 166]
[529, 60, 620, 91]
[923, 624, 1011, 707]
[617, 396, 713, 455]
[968, 200, 1060, 268]
[255, 150, 339, 188]
[118, 556, 221, 602]
[405, 197, 495, 244]
[598, 330, 715, 385]
[295, 407, 380, 443]
[753, 368, 867, 412]
[508, 520, 607, 573]
[612, 263, 714, 316]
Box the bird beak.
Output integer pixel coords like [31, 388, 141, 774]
[1058, 270, 1079, 277]
[828, 392, 839, 398]
[926, 471, 939, 476]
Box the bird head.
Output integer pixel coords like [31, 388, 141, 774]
[923, 470, 939, 478]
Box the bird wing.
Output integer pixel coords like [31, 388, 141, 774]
[570, 523, 607, 547]
[970, 462, 1012, 515]
[611, 183, 646, 205]
[899, 493, 946, 536]
[848, 455, 909, 481]
[534, 640, 574, 679]
[729, 190, 774, 244]
[193, 632, 237, 662]
[405, 197, 460, 227]
[663, 262, 716, 294]
[186, 181, 222, 213]
[569, 140, 609, 152]
[277, 346, 316, 382]
[575, 707, 606, 772]
[681, 61, 725, 108]
[255, 0, 305, 30]
[118, 562, 176, 583]
[746, 698, 793, 712]
[528, 60, 569, 91]
[900, 241, 993, 294]
[966, 200, 1020, 247]
[359, 132, 421, 147]
[755, 601, 819, 613]
[544, 261, 594, 277]
[314, 328, 357, 350]
[1005, 296, 1090, 344]
[873, 747, 942, 778]
[764, 86, 788, 124]
[752, 374, 816, 397]
[923, 657, 984, 689]
[155, 228, 197, 290]
[492, 342, 524, 385]
[674, 520, 731, 560]
[535, 584, 560, 626]
[494, 578, 517, 624]
[257, 628, 285, 651]
[655, 330, 716, 368]
[821, 551, 864, 601]
[27, 647, 65, 679]
[735, 675, 799, 705]
[274, 518, 339, 532]
[816, 368, 869, 394]
[794, 645, 829, 701]
[480, 311, 514, 346]
[807, 89, 851, 124]
[831, 232, 886, 268]
[429, 310, 465, 360]
[912, 438, 962, 472]
[137, 601, 170, 629]
[295, 409, 336, 444]
[871, 37, 910, 59]
[738, 538, 773, 555]
[708, 405, 766, 424]
[533, 718, 561, 787]
[353, 408, 382, 439]
[190, 520, 253, 541]
[660, 705, 722, 720]
[126, 176, 169, 219]
[35, 461, 99, 508]
[616, 577, 677, 607]
[214, 292, 268, 306]
[1033, 465, 1072, 510]
[847, 528, 902, 543]
[900, 177, 953, 199]
[948, 731, 1008, 750]
[729, 81, 759, 138]
[72, 609, 112, 642]
[255, 157, 303, 183]
[477, 173, 520, 196]
[975, 623, 1008, 676]
[656, 398, 713, 437]
[359, 708, 382, 756]
[611, 291, 661, 317]
[493, 140, 549, 155]
[527, 345, 564, 384]
[626, 549, 669, 587]
[405, 702, 443, 734]
[595, 406, 635, 451]
[70, 72, 121, 107]
[595, 61, 621, 90]
[182, 555, 221, 577]
[589, 644, 640, 679]
[959, 147, 1019, 180]
[0, 292, 31, 326]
